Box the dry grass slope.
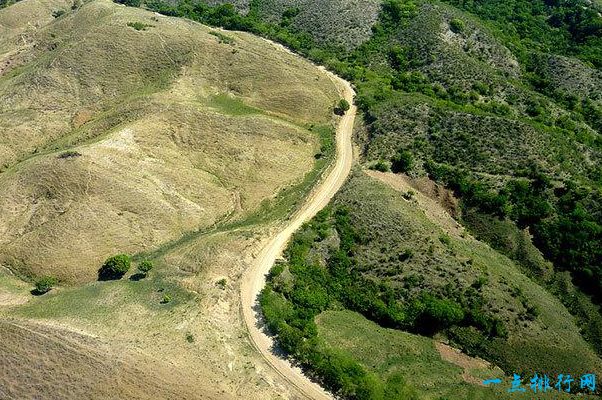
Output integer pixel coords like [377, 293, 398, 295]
[0, 0, 340, 283]
[0, 319, 224, 400]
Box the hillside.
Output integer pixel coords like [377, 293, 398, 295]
[261, 170, 602, 398]
[0, 0, 339, 283]
[192, 0, 381, 49]
[1, 0, 601, 399]
[0, 0, 347, 398]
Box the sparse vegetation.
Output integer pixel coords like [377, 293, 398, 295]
[58, 150, 82, 159]
[216, 278, 227, 289]
[209, 30, 235, 44]
[115, 0, 140, 6]
[127, 21, 153, 31]
[160, 293, 172, 304]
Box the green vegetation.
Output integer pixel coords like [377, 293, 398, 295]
[127, 21, 153, 31]
[334, 99, 350, 115]
[262, 172, 602, 398]
[449, 18, 464, 33]
[137, 260, 153, 276]
[209, 30, 235, 44]
[390, 148, 414, 173]
[129, 0, 602, 395]
[98, 254, 131, 281]
[441, 0, 602, 68]
[206, 93, 259, 115]
[33, 276, 57, 295]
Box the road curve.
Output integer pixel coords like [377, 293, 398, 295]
[240, 66, 356, 399]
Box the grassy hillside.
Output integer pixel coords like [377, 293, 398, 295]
[261, 171, 602, 398]
[0, 0, 340, 283]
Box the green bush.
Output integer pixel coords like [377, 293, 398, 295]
[98, 254, 131, 280]
[33, 276, 57, 295]
[370, 160, 390, 172]
[449, 18, 465, 33]
[127, 22, 153, 31]
[335, 99, 351, 115]
[138, 260, 153, 275]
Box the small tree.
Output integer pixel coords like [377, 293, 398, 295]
[34, 276, 57, 295]
[98, 254, 131, 281]
[138, 260, 153, 276]
[335, 99, 350, 115]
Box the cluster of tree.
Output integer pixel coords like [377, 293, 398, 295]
[442, 0, 602, 68]
[98, 254, 153, 281]
[426, 160, 602, 303]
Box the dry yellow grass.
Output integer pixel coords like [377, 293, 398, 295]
[0, 1, 346, 398]
[0, 0, 339, 283]
[0, 318, 227, 400]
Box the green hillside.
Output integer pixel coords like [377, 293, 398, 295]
[261, 171, 601, 398]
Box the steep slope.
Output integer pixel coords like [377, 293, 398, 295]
[0, 0, 339, 283]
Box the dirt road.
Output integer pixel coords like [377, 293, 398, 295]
[240, 67, 356, 399]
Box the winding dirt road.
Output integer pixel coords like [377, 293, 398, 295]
[240, 67, 356, 399]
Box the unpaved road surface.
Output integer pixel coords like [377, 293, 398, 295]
[240, 65, 356, 399]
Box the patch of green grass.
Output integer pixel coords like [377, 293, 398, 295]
[11, 272, 191, 322]
[209, 30, 234, 44]
[206, 93, 260, 116]
[127, 21, 153, 31]
[317, 310, 517, 399]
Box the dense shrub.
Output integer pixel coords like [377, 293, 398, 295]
[335, 99, 350, 115]
[449, 18, 465, 33]
[33, 276, 57, 295]
[391, 149, 414, 173]
[98, 254, 131, 280]
[138, 260, 153, 275]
